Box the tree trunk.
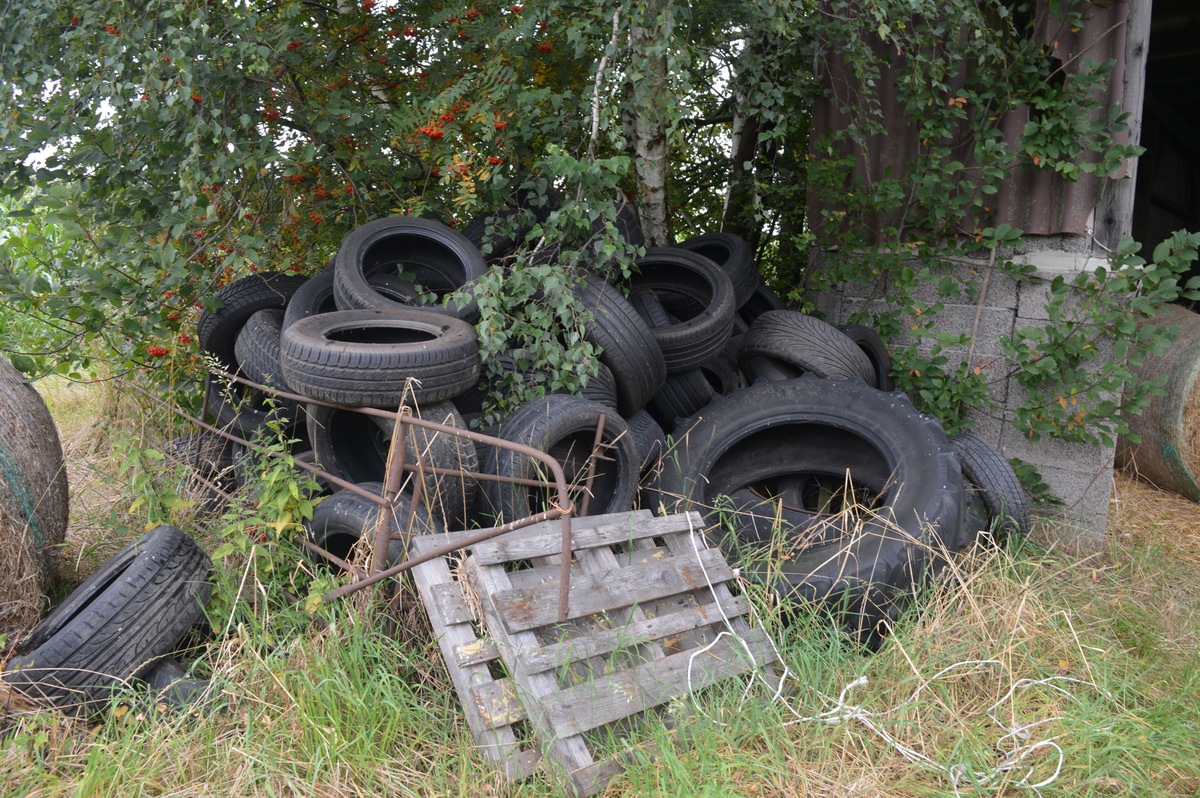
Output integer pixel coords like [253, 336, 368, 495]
[722, 100, 761, 248]
[623, 0, 673, 247]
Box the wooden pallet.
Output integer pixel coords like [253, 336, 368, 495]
[409, 510, 778, 796]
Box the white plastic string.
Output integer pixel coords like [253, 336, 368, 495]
[679, 512, 1112, 795]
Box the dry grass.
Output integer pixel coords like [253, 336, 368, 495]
[3, 381, 1200, 796]
[1112, 468, 1200, 569]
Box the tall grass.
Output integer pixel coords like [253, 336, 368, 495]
[4, 387, 1200, 797]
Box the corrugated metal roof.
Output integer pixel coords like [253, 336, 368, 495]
[810, 0, 1132, 239]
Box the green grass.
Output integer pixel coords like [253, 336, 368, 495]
[4, 390, 1200, 797]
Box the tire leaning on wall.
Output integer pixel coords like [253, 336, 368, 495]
[1116, 303, 1200, 502]
[0, 357, 70, 635]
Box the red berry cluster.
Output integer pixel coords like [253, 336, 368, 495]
[146, 345, 169, 357]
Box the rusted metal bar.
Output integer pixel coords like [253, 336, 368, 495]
[322, 506, 570, 602]
[119, 371, 580, 621]
[578, 414, 607, 518]
[374, 404, 411, 579]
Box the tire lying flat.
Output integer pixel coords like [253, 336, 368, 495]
[628, 247, 737, 373]
[4, 526, 212, 715]
[280, 308, 480, 408]
[675, 232, 757, 309]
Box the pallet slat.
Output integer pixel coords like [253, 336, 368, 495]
[490, 547, 734, 633]
[540, 627, 778, 738]
[412, 512, 777, 797]
[522, 596, 750, 674]
[472, 510, 702, 564]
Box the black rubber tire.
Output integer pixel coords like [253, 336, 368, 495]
[698, 352, 747, 396]
[4, 526, 213, 715]
[483, 394, 640, 523]
[461, 187, 559, 261]
[572, 273, 666, 415]
[949, 433, 1030, 546]
[647, 368, 715, 428]
[198, 273, 308, 370]
[142, 657, 211, 710]
[625, 409, 668, 475]
[283, 269, 339, 330]
[652, 377, 965, 645]
[736, 280, 787, 331]
[306, 401, 479, 531]
[839, 323, 896, 392]
[628, 248, 737, 372]
[577, 361, 620, 410]
[280, 308, 481, 408]
[676, 232, 757, 309]
[333, 217, 484, 322]
[303, 482, 443, 572]
[739, 310, 875, 385]
[232, 310, 302, 417]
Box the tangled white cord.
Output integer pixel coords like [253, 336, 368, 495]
[680, 513, 1111, 795]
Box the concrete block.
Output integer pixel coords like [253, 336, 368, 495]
[1029, 463, 1113, 547]
[1016, 277, 1056, 322]
[961, 404, 1009, 444]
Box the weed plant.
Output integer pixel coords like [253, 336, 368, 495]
[4, 386, 1200, 796]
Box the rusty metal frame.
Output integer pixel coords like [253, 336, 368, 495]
[119, 368, 604, 622]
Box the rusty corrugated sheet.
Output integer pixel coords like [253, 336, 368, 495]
[810, 0, 1131, 239]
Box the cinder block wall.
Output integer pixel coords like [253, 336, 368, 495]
[812, 233, 1114, 546]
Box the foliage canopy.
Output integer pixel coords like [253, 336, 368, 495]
[1, 0, 1195, 449]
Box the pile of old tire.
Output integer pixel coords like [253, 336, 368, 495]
[193, 214, 1028, 644]
[3, 525, 214, 715]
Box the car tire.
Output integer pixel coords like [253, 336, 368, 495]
[333, 217, 484, 322]
[739, 310, 875, 385]
[4, 526, 212, 715]
[483, 394, 639, 523]
[280, 308, 480, 408]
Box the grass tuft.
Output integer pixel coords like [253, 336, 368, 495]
[3, 385, 1200, 796]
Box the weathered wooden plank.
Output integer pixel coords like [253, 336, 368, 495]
[521, 596, 749, 674]
[563, 525, 668, 681]
[471, 679, 525, 729]
[541, 627, 780, 739]
[468, 555, 599, 792]
[407, 537, 530, 781]
[613, 545, 669, 568]
[454, 638, 501, 668]
[491, 547, 734, 633]
[429, 582, 475, 626]
[658, 527, 770, 662]
[473, 510, 701, 565]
